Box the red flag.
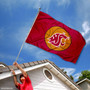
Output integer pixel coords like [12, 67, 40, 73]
[25, 11, 86, 63]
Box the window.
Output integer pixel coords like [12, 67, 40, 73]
[43, 68, 54, 82]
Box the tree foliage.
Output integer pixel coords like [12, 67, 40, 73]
[78, 70, 90, 80]
[70, 75, 74, 80]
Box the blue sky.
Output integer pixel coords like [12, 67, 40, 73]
[0, 0, 90, 81]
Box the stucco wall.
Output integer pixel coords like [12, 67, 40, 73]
[79, 81, 90, 90]
[0, 67, 72, 90]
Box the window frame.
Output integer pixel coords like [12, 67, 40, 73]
[43, 68, 54, 82]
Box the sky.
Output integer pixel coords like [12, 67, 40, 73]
[0, 0, 90, 82]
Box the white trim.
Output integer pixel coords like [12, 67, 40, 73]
[0, 64, 5, 67]
[0, 62, 49, 80]
[77, 78, 90, 85]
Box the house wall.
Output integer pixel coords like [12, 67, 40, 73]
[0, 67, 72, 90]
[78, 81, 90, 90]
[0, 76, 16, 90]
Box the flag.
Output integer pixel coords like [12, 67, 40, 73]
[25, 11, 86, 63]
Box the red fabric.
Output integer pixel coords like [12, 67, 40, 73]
[17, 76, 33, 90]
[25, 11, 86, 63]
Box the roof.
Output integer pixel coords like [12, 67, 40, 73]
[77, 78, 90, 85]
[0, 59, 81, 90]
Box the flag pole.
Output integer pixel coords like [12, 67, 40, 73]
[14, 8, 41, 62]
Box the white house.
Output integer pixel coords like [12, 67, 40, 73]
[77, 78, 90, 90]
[0, 59, 81, 90]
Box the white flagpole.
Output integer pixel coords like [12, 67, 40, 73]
[15, 8, 41, 62]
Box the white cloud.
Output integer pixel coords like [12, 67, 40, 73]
[24, 43, 52, 60]
[19, 0, 51, 12]
[61, 67, 76, 76]
[75, 0, 90, 45]
[56, 0, 70, 6]
[81, 21, 90, 44]
[86, 37, 90, 44]
[60, 67, 81, 81]
[35, 50, 52, 60]
[23, 44, 39, 53]
[0, 0, 17, 11]
[73, 73, 81, 80]
[0, 53, 24, 63]
[14, 25, 30, 43]
[81, 21, 90, 36]
[0, 0, 71, 12]
[0, 0, 50, 11]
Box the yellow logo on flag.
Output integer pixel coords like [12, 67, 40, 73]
[45, 26, 71, 51]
